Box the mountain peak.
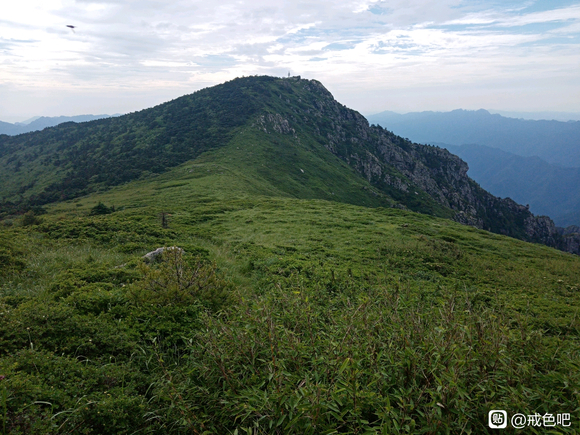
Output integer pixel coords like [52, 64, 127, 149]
[1, 75, 577, 254]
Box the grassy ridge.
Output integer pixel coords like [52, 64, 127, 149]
[1, 157, 579, 433]
[2, 75, 567, 257]
[0, 75, 452, 220]
[0, 77, 276, 211]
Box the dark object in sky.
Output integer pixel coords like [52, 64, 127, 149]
[66, 25, 76, 33]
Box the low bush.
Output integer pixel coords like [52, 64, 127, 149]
[0, 236, 26, 276]
[89, 202, 115, 216]
[20, 211, 42, 227]
[129, 247, 233, 311]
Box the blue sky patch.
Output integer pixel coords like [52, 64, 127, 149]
[517, 34, 580, 46]
[323, 42, 357, 51]
[519, 0, 580, 14]
[368, 5, 393, 16]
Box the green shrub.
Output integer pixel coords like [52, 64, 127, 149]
[159, 281, 580, 434]
[0, 349, 152, 435]
[129, 248, 233, 311]
[89, 202, 114, 216]
[20, 211, 42, 227]
[0, 236, 26, 276]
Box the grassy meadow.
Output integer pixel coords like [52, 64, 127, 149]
[1, 147, 579, 434]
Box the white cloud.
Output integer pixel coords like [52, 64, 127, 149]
[1, 0, 579, 119]
[498, 5, 580, 26]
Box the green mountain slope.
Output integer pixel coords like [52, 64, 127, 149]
[1, 78, 580, 431]
[1, 159, 579, 432]
[0, 78, 267, 206]
[0, 76, 577, 254]
[0, 76, 444, 215]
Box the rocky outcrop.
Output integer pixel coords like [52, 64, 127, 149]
[143, 246, 184, 262]
[254, 113, 296, 136]
[268, 77, 579, 255]
[558, 226, 580, 253]
[559, 225, 580, 236]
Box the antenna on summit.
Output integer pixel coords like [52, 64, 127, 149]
[288, 71, 290, 78]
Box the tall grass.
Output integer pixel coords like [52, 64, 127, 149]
[1, 185, 579, 433]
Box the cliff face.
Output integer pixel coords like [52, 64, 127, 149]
[557, 226, 580, 254]
[254, 77, 578, 254]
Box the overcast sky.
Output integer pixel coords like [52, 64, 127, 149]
[1, 0, 580, 122]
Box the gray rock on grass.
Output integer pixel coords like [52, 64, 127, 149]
[143, 246, 184, 262]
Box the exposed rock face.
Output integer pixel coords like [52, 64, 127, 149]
[559, 225, 580, 236]
[255, 77, 579, 255]
[558, 226, 580, 254]
[254, 113, 296, 136]
[524, 215, 558, 246]
[560, 233, 580, 254]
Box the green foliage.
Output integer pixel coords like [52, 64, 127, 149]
[0, 236, 25, 276]
[1, 192, 579, 433]
[37, 214, 173, 247]
[1, 92, 580, 433]
[165, 282, 579, 434]
[89, 202, 114, 216]
[0, 236, 211, 433]
[129, 248, 233, 311]
[20, 211, 42, 227]
[0, 349, 151, 434]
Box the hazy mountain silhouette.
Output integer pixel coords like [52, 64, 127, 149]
[367, 109, 580, 168]
[443, 144, 580, 227]
[0, 114, 121, 136]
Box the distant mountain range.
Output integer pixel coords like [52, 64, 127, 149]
[367, 109, 580, 227]
[443, 144, 580, 227]
[367, 109, 580, 168]
[487, 110, 580, 122]
[0, 114, 121, 136]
